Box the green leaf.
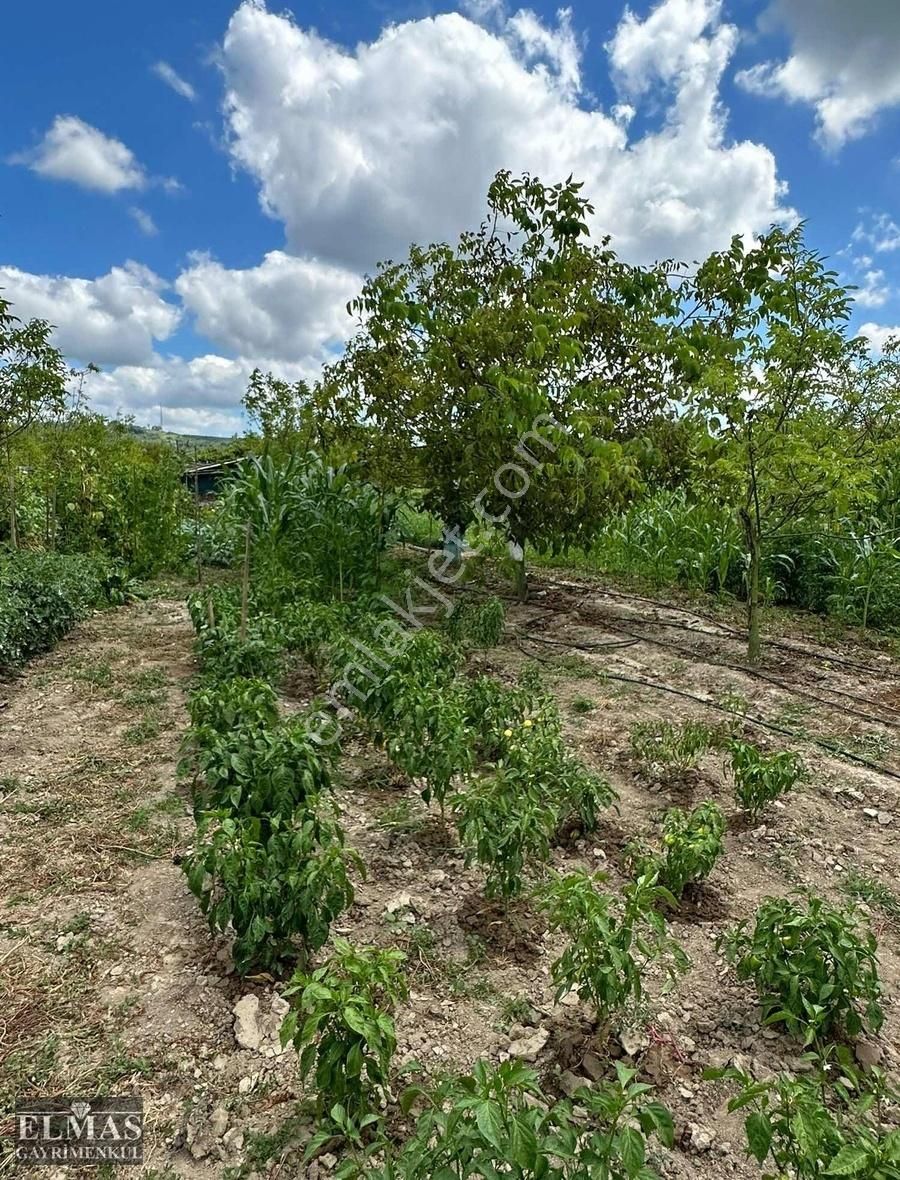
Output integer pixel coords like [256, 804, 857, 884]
[745, 1112, 773, 1164]
[825, 1144, 871, 1176]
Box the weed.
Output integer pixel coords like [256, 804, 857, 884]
[375, 799, 425, 837]
[123, 710, 163, 745]
[497, 994, 533, 1026]
[571, 695, 596, 714]
[630, 719, 725, 774]
[842, 870, 900, 924]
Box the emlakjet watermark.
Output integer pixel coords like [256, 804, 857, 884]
[14, 1097, 143, 1166]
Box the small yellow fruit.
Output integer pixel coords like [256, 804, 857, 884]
[504, 728, 513, 738]
[523, 719, 533, 728]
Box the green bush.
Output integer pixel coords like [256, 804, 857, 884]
[0, 551, 111, 668]
[186, 676, 279, 736]
[281, 939, 408, 1123]
[184, 808, 359, 976]
[720, 893, 883, 1045]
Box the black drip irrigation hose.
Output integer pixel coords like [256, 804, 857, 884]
[532, 573, 899, 681]
[592, 671, 900, 785]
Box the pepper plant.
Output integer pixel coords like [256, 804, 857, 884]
[281, 939, 408, 1123]
[377, 1059, 674, 1180]
[720, 892, 883, 1045]
[627, 800, 726, 902]
[183, 809, 359, 976]
[539, 870, 688, 1033]
[729, 739, 805, 819]
[706, 1054, 900, 1178]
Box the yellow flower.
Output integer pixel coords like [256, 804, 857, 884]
[504, 728, 513, 738]
[523, 719, 534, 729]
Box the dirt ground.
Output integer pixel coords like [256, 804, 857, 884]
[1, 572, 899, 1178]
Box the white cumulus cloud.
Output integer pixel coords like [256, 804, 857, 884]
[220, 0, 790, 270]
[10, 115, 146, 193]
[858, 322, 900, 354]
[0, 262, 180, 366]
[174, 250, 358, 362]
[737, 0, 900, 149]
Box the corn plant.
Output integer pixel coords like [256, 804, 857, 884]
[447, 595, 505, 649]
[377, 1059, 673, 1180]
[281, 939, 408, 1123]
[720, 893, 883, 1045]
[539, 870, 688, 1032]
[706, 1056, 900, 1178]
[183, 809, 359, 976]
[729, 739, 805, 819]
[630, 719, 725, 774]
[627, 801, 726, 901]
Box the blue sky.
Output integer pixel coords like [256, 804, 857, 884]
[2, 0, 899, 434]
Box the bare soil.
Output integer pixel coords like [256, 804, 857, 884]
[1, 574, 899, 1178]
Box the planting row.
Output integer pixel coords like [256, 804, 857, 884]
[0, 550, 123, 670]
[179, 583, 899, 1178]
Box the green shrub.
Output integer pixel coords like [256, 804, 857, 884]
[447, 595, 505, 649]
[184, 809, 359, 976]
[553, 756, 617, 834]
[281, 939, 408, 1123]
[628, 801, 726, 901]
[384, 1059, 674, 1180]
[0, 551, 111, 668]
[539, 870, 688, 1031]
[720, 893, 883, 1045]
[385, 680, 476, 811]
[729, 740, 805, 819]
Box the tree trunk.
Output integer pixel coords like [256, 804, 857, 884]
[6, 441, 17, 550]
[511, 540, 528, 602]
[741, 509, 761, 663]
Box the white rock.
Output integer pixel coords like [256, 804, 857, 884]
[209, 1107, 229, 1138]
[508, 1028, 549, 1061]
[233, 995, 261, 1051]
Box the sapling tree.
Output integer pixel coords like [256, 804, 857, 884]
[673, 225, 877, 660]
[323, 172, 675, 598]
[0, 297, 69, 547]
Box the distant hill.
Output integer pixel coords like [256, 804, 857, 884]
[125, 424, 237, 450]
